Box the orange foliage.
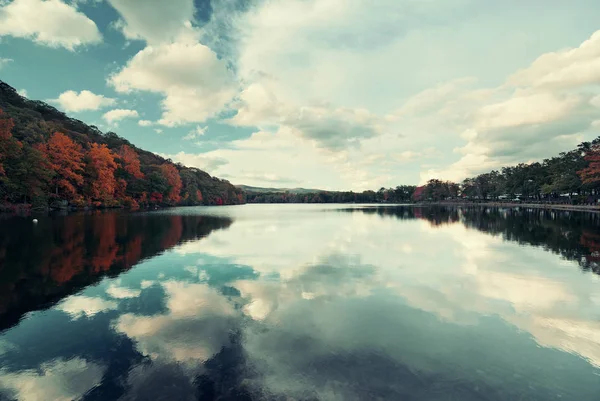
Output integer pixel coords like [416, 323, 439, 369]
[196, 189, 203, 203]
[121, 236, 143, 268]
[160, 163, 182, 203]
[578, 144, 600, 184]
[43, 216, 86, 284]
[90, 213, 119, 273]
[118, 145, 144, 179]
[161, 216, 183, 249]
[44, 132, 85, 198]
[88, 143, 118, 201]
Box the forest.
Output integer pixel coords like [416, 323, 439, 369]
[0, 81, 244, 210]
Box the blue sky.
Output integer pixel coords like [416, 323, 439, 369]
[1, 0, 600, 190]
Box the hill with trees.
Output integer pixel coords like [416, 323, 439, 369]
[0, 81, 244, 210]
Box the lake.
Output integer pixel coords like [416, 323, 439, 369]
[0, 204, 599, 401]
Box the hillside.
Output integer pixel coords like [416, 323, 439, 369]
[0, 80, 244, 209]
[235, 185, 324, 194]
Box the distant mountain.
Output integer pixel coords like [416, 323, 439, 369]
[0, 80, 244, 208]
[236, 185, 325, 194]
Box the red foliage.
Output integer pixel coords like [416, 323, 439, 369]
[90, 213, 119, 273]
[161, 216, 183, 249]
[87, 143, 118, 201]
[118, 145, 144, 179]
[159, 163, 182, 203]
[196, 189, 203, 203]
[578, 145, 600, 184]
[44, 132, 85, 199]
[150, 192, 163, 203]
[412, 186, 425, 202]
[139, 191, 148, 206]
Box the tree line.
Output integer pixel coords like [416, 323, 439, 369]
[416, 137, 600, 203]
[247, 137, 600, 205]
[245, 185, 417, 204]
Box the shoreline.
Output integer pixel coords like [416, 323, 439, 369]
[418, 201, 600, 213]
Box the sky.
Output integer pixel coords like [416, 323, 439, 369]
[0, 0, 600, 190]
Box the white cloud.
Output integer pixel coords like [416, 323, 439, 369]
[165, 152, 228, 173]
[154, 128, 163, 134]
[102, 108, 139, 124]
[57, 295, 118, 318]
[106, 284, 141, 299]
[138, 119, 153, 126]
[183, 125, 207, 140]
[508, 31, 600, 89]
[17, 89, 27, 97]
[50, 90, 116, 113]
[0, 57, 12, 69]
[0, 358, 105, 401]
[415, 30, 600, 183]
[107, 0, 194, 44]
[113, 281, 236, 365]
[109, 37, 237, 126]
[0, 0, 101, 50]
[140, 280, 155, 289]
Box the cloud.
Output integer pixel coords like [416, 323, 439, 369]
[182, 125, 207, 140]
[107, 0, 194, 44]
[109, 37, 237, 126]
[283, 106, 386, 151]
[57, 295, 118, 318]
[164, 152, 228, 173]
[112, 281, 236, 366]
[138, 119, 153, 126]
[0, 358, 105, 401]
[223, 171, 302, 185]
[106, 283, 142, 299]
[227, 80, 389, 152]
[17, 89, 27, 97]
[102, 108, 139, 124]
[508, 30, 600, 89]
[164, 127, 402, 190]
[415, 30, 600, 182]
[0, 0, 101, 50]
[0, 57, 12, 69]
[50, 90, 116, 113]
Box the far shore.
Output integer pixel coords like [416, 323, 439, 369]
[418, 201, 600, 213]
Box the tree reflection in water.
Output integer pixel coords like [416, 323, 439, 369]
[0, 211, 233, 331]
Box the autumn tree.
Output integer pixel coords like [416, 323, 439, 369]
[160, 163, 182, 204]
[578, 144, 600, 185]
[86, 143, 118, 203]
[43, 132, 85, 200]
[117, 145, 144, 179]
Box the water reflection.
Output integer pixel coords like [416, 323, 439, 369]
[0, 205, 599, 400]
[341, 206, 600, 274]
[0, 211, 232, 331]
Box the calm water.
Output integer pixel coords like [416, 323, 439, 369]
[0, 204, 600, 401]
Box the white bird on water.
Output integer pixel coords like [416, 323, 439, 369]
[32, 219, 38, 224]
